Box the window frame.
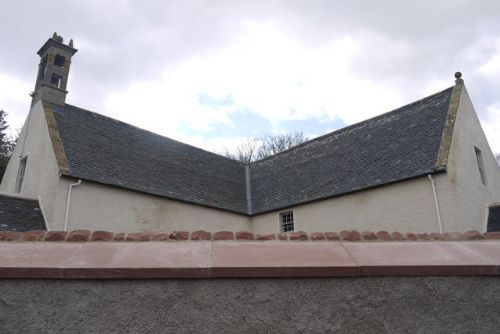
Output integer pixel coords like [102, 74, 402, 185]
[279, 210, 295, 233]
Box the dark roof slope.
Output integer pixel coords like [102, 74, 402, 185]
[249, 87, 453, 214]
[50, 104, 248, 213]
[46, 86, 453, 215]
[0, 194, 46, 231]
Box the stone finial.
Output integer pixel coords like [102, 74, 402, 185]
[455, 71, 463, 84]
[52, 32, 63, 43]
[69, 39, 74, 48]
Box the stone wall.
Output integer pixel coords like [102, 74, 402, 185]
[0, 277, 499, 333]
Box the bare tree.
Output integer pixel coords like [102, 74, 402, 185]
[224, 132, 309, 163]
[223, 138, 261, 164]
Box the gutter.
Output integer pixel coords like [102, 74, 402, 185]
[64, 179, 82, 231]
[428, 174, 443, 234]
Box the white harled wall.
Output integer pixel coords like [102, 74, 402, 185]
[434, 86, 500, 232]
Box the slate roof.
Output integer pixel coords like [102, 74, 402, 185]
[0, 194, 46, 231]
[50, 104, 248, 213]
[249, 87, 453, 213]
[46, 86, 454, 215]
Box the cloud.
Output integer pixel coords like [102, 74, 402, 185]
[1, 0, 500, 153]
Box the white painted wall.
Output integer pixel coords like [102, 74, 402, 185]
[435, 86, 500, 232]
[61, 180, 251, 232]
[0, 101, 65, 228]
[251, 175, 443, 234]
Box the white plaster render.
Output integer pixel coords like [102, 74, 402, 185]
[251, 175, 442, 234]
[435, 85, 500, 232]
[62, 180, 251, 233]
[0, 101, 65, 225]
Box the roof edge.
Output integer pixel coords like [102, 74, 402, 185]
[41, 101, 71, 175]
[435, 80, 463, 169]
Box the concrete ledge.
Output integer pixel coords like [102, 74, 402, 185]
[0, 240, 499, 278]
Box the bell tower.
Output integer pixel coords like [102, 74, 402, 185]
[31, 32, 77, 106]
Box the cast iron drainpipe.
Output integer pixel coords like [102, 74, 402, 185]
[64, 179, 82, 231]
[427, 174, 443, 234]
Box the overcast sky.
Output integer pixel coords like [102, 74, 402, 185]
[1, 0, 499, 154]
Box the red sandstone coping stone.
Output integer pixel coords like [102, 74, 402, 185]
[485, 232, 500, 240]
[465, 231, 485, 240]
[343, 242, 500, 276]
[340, 230, 361, 241]
[211, 241, 359, 277]
[391, 232, 406, 241]
[213, 231, 234, 241]
[236, 231, 254, 240]
[406, 233, 418, 241]
[44, 231, 68, 241]
[444, 232, 465, 241]
[289, 231, 308, 241]
[168, 231, 189, 241]
[90, 231, 114, 241]
[256, 234, 275, 241]
[0, 231, 23, 241]
[114, 233, 126, 241]
[429, 233, 445, 240]
[151, 233, 169, 241]
[325, 232, 340, 240]
[126, 233, 151, 242]
[376, 231, 392, 241]
[191, 230, 211, 241]
[276, 233, 288, 240]
[418, 233, 433, 241]
[66, 230, 91, 242]
[22, 230, 46, 241]
[361, 231, 377, 240]
[310, 232, 325, 241]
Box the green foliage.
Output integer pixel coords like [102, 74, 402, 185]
[0, 109, 15, 180]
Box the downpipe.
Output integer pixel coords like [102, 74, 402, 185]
[428, 174, 443, 234]
[64, 179, 82, 231]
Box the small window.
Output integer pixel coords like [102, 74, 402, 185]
[475, 147, 487, 185]
[54, 54, 65, 67]
[280, 211, 294, 232]
[15, 156, 27, 193]
[487, 206, 500, 232]
[50, 74, 62, 88]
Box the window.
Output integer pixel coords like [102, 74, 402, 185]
[54, 54, 65, 67]
[15, 156, 27, 193]
[50, 74, 62, 88]
[280, 211, 294, 232]
[487, 206, 500, 232]
[475, 147, 487, 185]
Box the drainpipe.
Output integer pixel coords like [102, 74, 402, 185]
[427, 174, 443, 234]
[64, 179, 82, 231]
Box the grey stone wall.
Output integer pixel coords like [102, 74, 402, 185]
[1, 277, 499, 333]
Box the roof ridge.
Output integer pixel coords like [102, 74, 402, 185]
[61, 103, 247, 166]
[250, 86, 455, 165]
